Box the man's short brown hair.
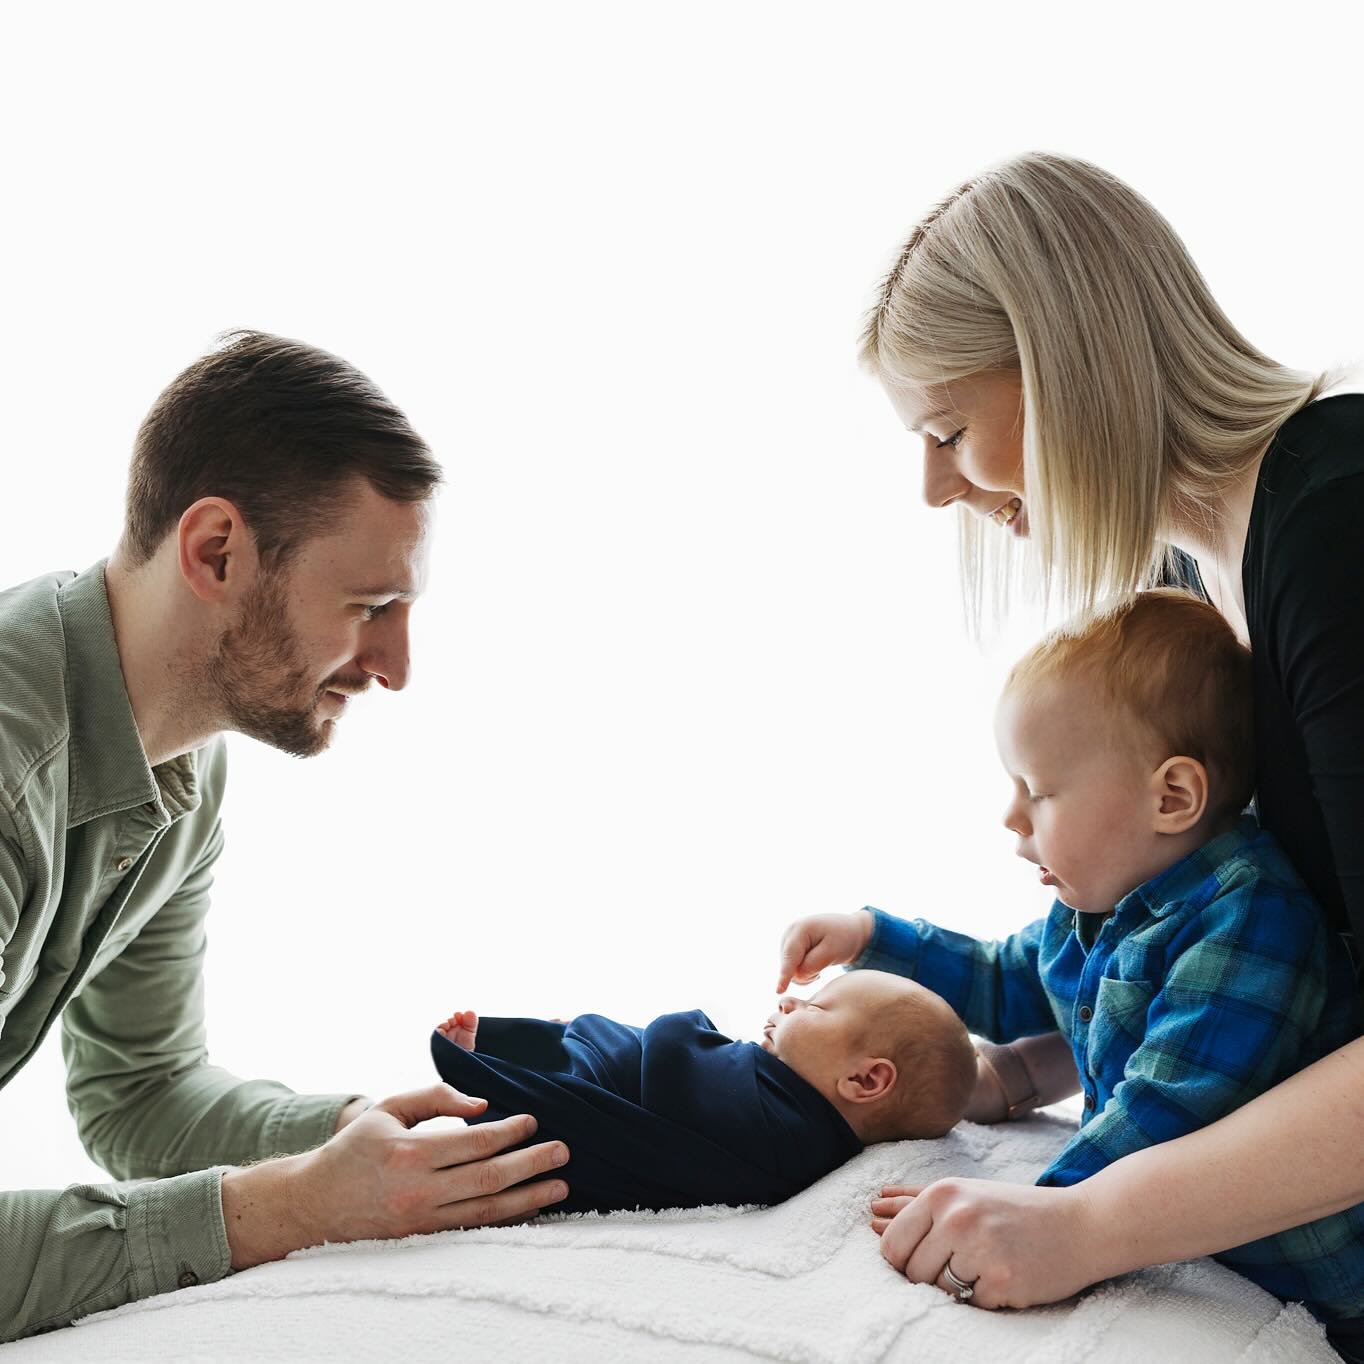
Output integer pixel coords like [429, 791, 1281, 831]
[120, 330, 443, 570]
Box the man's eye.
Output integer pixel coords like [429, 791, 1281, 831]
[1029, 793, 1050, 803]
[360, 604, 390, 621]
[935, 428, 965, 449]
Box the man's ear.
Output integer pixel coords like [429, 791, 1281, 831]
[176, 497, 256, 605]
[1150, 755, 1209, 834]
[835, 1058, 896, 1105]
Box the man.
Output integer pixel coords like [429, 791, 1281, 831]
[0, 332, 570, 1342]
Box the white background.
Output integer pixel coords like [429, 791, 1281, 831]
[3, 1, 1361, 1188]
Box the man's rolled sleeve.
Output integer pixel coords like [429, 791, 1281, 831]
[0, 1167, 231, 1344]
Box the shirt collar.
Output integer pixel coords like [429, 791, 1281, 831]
[57, 558, 203, 830]
[1119, 815, 1265, 921]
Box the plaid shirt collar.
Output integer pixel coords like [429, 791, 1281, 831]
[1118, 814, 1265, 923]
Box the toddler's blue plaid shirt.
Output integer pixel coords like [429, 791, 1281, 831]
[852, 815, 1364, 1322]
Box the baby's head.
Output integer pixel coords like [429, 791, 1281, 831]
[996, 588, 1254, 914]
[760, 969, 976, 1145]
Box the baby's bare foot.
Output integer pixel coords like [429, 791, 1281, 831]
[436, 1009, 479, 1050]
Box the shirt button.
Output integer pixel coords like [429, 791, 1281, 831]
[116, 857, 133, 872]
[1078, 1005, 1093, 1023]
[177, 1268, 199, 1288]
[1083, 1092, 1096, 1110]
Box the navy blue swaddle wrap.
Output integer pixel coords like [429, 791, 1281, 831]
[429, 1009, 862, 1215]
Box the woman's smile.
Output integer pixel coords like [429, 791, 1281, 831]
[989, 496, 1023, 529]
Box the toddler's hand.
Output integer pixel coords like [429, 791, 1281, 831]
[776, 911, 874, 993]
[436, 1009, 479, 1050]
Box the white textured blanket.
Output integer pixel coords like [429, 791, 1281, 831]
[8, 1112, 1337, 1362]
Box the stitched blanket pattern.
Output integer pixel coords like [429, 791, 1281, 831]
[5, 1112, 1336, 1362]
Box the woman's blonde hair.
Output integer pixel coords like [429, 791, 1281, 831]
[859, 152, 1358, 635]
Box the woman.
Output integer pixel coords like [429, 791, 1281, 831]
[858, 152, 1364, 1357]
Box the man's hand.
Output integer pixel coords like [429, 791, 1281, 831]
[223, 1081, 569, 1270]
[776, 911, 874, 993]
[335, 1097, 374, 1133]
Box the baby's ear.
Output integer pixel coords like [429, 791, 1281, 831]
[836, 1058, 896, 1105]
[1150, 755, 1209, 834]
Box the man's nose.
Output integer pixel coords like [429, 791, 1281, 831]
[360, 617, 412, 691]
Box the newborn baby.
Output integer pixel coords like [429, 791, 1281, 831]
[429, 970, 976, 1215]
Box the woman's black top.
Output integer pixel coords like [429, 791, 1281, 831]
[1240, 394, 1364, 967]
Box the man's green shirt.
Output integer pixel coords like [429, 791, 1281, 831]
[0, 561, 364, 1342]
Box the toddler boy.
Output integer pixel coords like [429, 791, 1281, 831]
[779, 589, 1364, 1323]
[428, 968, 976, 1215]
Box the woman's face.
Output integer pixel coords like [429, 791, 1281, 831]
[881, 369, 1029, 537]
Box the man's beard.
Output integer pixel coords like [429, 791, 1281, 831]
[207, 574, 334, 758]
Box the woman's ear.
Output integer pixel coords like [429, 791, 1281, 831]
[1150, 755, 1209, 834]
[836, 1058, 896, 1105]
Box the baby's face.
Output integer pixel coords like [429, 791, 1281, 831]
[761, 970, 912, 1086]
[994, 678, 1170, 914]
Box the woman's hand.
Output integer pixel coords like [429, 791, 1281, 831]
[869, 1178, 1106, 1310]
[776, 911, 874, 992]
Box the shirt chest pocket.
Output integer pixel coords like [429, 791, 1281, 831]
[1087, 976, 1156, 1082]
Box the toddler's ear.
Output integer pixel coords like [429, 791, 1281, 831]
[1151, 756, 1209, 834]
[836, 1059, 896, 1105]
